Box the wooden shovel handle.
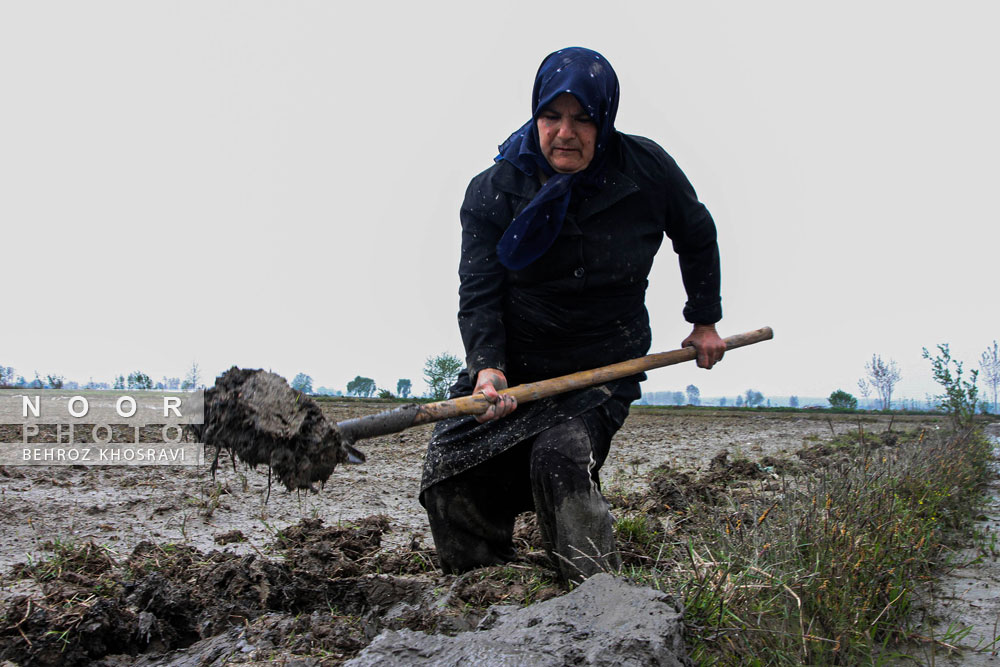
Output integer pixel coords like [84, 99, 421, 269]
[419, 326, 773, 423]
[335, 326, 773, 444]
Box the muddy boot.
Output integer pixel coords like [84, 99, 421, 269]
[530, 418, 621, 584]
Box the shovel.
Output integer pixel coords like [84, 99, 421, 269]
[202, 326, 773, 490]
[336, 326, 773, 448]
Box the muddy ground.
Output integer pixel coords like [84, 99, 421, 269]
[0, 403, 948, 664]
[918, 424, 1000, 666]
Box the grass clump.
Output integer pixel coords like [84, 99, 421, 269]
[11, 539, 118, 584]
[616, 514, 670, 567]
[618, 427, 994, 665]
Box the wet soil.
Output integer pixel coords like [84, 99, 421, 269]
[0, 405, 944, 664]
[0, 515, 498, 665]
[347, 573, 689, 666]
[911, 424, 1000, 666]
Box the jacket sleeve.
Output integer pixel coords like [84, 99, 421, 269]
[457, 176, 508, 380]
[661, 154, 722, 325]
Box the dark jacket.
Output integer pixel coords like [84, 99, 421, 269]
[420, 133, 721, 494]
[458, 132, 721, 386]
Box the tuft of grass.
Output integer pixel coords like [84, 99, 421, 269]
[13, 539, 119, 583]
[616, 514, 660, 547]
[615, 513, 669, 568]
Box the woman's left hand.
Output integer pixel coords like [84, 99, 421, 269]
[681, 324, 726, 369]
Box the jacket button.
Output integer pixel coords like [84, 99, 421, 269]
[573, 267, 585, 278]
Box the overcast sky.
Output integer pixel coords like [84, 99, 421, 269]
[3, 2, 998, 402]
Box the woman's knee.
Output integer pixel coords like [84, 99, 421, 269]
[530, 419, 596, 493]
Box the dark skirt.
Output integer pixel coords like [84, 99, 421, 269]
[418, 369, 638, 499]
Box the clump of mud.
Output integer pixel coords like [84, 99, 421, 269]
[348, 574, 689, 667]
[647, 465, 699, 512]
[613, 452, 775, 516]
[794, 429, 913, 468]
[703, 450, 767, 483]
[0, 516, 484, 666]
[795, 442, 836, 463]
[608, 464, 705, 516]
[197, 367, 364, 491]
[760, 454, 805, 476]
[512, 512, 546, 553]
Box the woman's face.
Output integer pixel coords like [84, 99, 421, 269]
[536, 93, 597, 174]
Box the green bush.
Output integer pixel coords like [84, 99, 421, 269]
[828, 389, 857, 410]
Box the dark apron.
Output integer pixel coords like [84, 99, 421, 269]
[418, 370, 636, 500]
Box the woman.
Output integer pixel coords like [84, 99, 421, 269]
[420, 47, 725, 583]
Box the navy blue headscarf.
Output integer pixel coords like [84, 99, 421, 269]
[495, 47, 620, 271]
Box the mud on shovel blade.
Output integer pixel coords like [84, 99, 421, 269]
[199, 367, 370, 491]
[336, 325, 774, 448]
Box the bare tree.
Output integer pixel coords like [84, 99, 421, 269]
[182, 361, 201, 391]
[865, 354, 901, 410]
[981, 340, 1000, 413]
[856, 378, 872, 410]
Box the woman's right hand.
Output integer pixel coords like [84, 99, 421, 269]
[473, 368, 518, 423]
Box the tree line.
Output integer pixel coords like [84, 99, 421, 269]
[0, 362, 204, 391]
[9, 340, 997, 415]
[640, 386, 770, 408]
[289, 352, 463, 401]
[828, 341, 999, 415]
